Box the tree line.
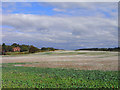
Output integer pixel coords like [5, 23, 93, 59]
[76, 47, 120, 52]
[1, 43, 57, 55]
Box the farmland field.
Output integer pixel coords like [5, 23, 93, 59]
[2, 50, 119, 88]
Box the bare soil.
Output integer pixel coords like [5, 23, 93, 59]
[2, 51, 118, 71]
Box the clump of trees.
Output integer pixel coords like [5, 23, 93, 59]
[29, 45, 40, 53]
[1, 43, 58, 55]
[76, 47, 120, 52]
[41, 47, 55, 51]
[1, 43, 40, 55]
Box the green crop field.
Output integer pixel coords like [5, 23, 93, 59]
[2, 63, 119, 88]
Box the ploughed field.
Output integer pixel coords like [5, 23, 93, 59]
[2, 50, 118, 70]
[2, 50, 119, 88]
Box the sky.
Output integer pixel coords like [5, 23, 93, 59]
[2, 2, 118, 50]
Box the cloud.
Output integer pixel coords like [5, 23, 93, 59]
[2, 14, 118, 49]
[2, 2, 118, 49]
[41, 2, 117, 18]
[2, 2, 117, 18]
[2, 2, 32, 14]
[53, 8, 66, 12]
[43, 2, 117, 11]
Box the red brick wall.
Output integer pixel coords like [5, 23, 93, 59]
[13, 47, 20, 52]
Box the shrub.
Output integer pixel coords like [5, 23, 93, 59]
[29, 45, 40, 53]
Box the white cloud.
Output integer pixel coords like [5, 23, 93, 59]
[3, 2, 117, 18]
[2, 14, 118, 49]
[2, 2, 118, 49]
[53, 8, 66, 12]
[42, 2, 117, 19]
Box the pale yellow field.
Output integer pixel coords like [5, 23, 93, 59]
[2, 50, 118, 71]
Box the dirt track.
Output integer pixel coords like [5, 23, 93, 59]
[2, 51, 118, 71]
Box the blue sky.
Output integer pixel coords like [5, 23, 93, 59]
[2, 2, 117, 17]
[2, 2, 118, 50]
[3, 3, 56, 15]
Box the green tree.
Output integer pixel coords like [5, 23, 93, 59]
[11, 43, 18, 47]
[41, 47, 55, 51]
[29, 45, 40, 53]
[41, 47, 47, 51]
[2, 43, 7, 55]
[20, 45, 29, 52]
[6, 46, 12, 52]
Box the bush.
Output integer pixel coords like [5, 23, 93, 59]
[41, 47, 55, 51]
[29, 45, 40, 53]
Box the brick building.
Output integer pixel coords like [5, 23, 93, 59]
[12, 47, 21, 52]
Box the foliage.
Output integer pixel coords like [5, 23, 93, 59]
[29, 45, 40, 53]
[20, 45, 29, 52]
[1, 43, 58, 55]
[6, 46, 13, 52]
[1, 43, 40, 55]
[2, 64, 119, 88]
[11, 43, 19, 47]
[41, 47, 55, 51]
[2, 43, 7, 55]
[76, 47, 120, 52]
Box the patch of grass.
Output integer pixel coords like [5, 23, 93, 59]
[2, 52, 31, 57]
[2, 62, 39, 67]
[6, 52, 29, 55]
[2, 51, 118, 57]
[2, 63, 119, 88]
[37, 52, 88, 55]
[36, 51, 116, 56]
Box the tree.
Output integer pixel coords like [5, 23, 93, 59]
[41, 47, 47, 51]
[6, 46, 12, 52]
[0, 45, 2, 55]
[2, 43, 7, 54]
[11, 43, 18, 47]
[20, 45, 29, 52]
[41, 47, 55, 51]
[2, 43, 6, 49]
[29, 45, 40, 53]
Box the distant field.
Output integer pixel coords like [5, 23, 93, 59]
[2, 50, 119, 88]
[2, 50, 118, 71]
